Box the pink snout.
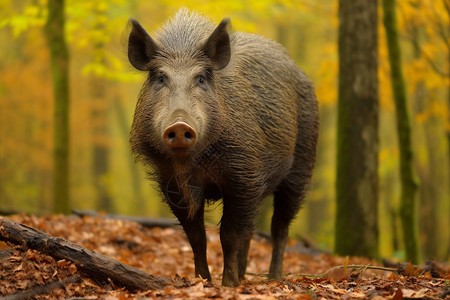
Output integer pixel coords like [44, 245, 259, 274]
[163, 122, 197, 149]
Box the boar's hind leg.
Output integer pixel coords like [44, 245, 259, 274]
[269, 177, 305, 280]
[169, 201, 211, 281]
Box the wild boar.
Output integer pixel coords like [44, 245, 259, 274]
[128, 9, 319, 287]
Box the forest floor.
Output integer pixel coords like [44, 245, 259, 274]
[0, 214, 449, 299]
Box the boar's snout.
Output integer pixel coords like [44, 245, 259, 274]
[163, 122, 197, 149]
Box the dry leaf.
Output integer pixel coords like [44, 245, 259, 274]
[392, 289, 403, 300]
[0, 241, 9, 249]
[403, 263, 423, 277]
[328, 267, 348, 282]
[57, 259, 69, 268]
[387, 272, 400, 280]
[1, 215, 448, 299]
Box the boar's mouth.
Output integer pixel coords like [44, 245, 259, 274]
[171, 147, 191, 158]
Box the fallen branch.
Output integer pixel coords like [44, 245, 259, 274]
[0, 218, 173, 291]
[71, 209, 179, 229]
[247, 264, 397, 279]
[300, 264, 397, 278]
[248, 261, 449, 280]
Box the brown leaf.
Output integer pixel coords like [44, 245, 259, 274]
[69, 263, 78, 274]
[387, 272, 400, 280]
[0, 241, 9, 249]
[13, 263, 23, 273]
[402, 262, 423, 276]
[342, 291, 366, 299]
[26, 249, 38, 260]
[3, 214, 448, 299]
[327, 267, 348, 283]
[9, 255, 22, 261]
[392, 288, 403, 300]
[402, 288, 430, 298]
[57, 259, 69, 268]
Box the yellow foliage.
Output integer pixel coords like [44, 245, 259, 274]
[315, 57, 337, 107]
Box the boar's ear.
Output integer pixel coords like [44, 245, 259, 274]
[202, 18, 231, 70]
[128, 19, 159, 71]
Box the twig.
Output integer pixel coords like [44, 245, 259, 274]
[356, 264, 371, 280]
[246, 264, 397, 279]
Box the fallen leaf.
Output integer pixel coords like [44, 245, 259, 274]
[392, 289, 403, 300]
[403, 263, 423, 277]
[190, 281, 204, 292]
[388, 272, 400, 280]
[13, 263, 23, 273]
[318, 284, 347, 295]
[401, 288, 430, 298]
[69, 263, 77, 274]
[57, 259, 69, 268]
[342, 291, 366, 299]
[9, 255, 22, 261]
[2, 215, 448, 299]
[0, 241, 9, 249]
[328, 267, 348, 283]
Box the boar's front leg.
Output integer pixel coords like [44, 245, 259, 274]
[220, 196, 256, 287]
[238, 237, 250, 280]
[167, 198, 211, 281]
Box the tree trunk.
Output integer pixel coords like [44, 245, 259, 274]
[446, 13, 450, 261]
[113, 97, 147, 211]
[409, 24, 440, 260]
[91, 79, 112, 212]
[335, 0, 379, 259]
[447, 82, 450, 261]
[382, 0, 421, 264]
[45, 0, 70, 214]
[90, 7, 112, 212]
[414, 82, 440, 260]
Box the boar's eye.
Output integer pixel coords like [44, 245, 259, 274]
[153, 72, 167, 88]
[157, 75, 165, 84]
[195, 75, 209, 91]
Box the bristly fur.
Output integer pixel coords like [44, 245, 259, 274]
[128, 8, 319, 286]
[155, 9, 216, 60]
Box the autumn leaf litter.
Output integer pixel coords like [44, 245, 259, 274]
[1, 214, 448, 299]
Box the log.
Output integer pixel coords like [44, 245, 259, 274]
[71, 209, 180, 229]
[0, 218, 173, 291]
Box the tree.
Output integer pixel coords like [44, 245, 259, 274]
[382, 0, 421, 264]
[88, 3, 112, 212]
[45, 0, 70, 214]
[401, 0, 450, 261]
[410, 26, 440, 260]
[335, 0, 379, 259]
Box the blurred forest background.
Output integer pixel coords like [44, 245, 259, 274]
[0, 0, 449, 262]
